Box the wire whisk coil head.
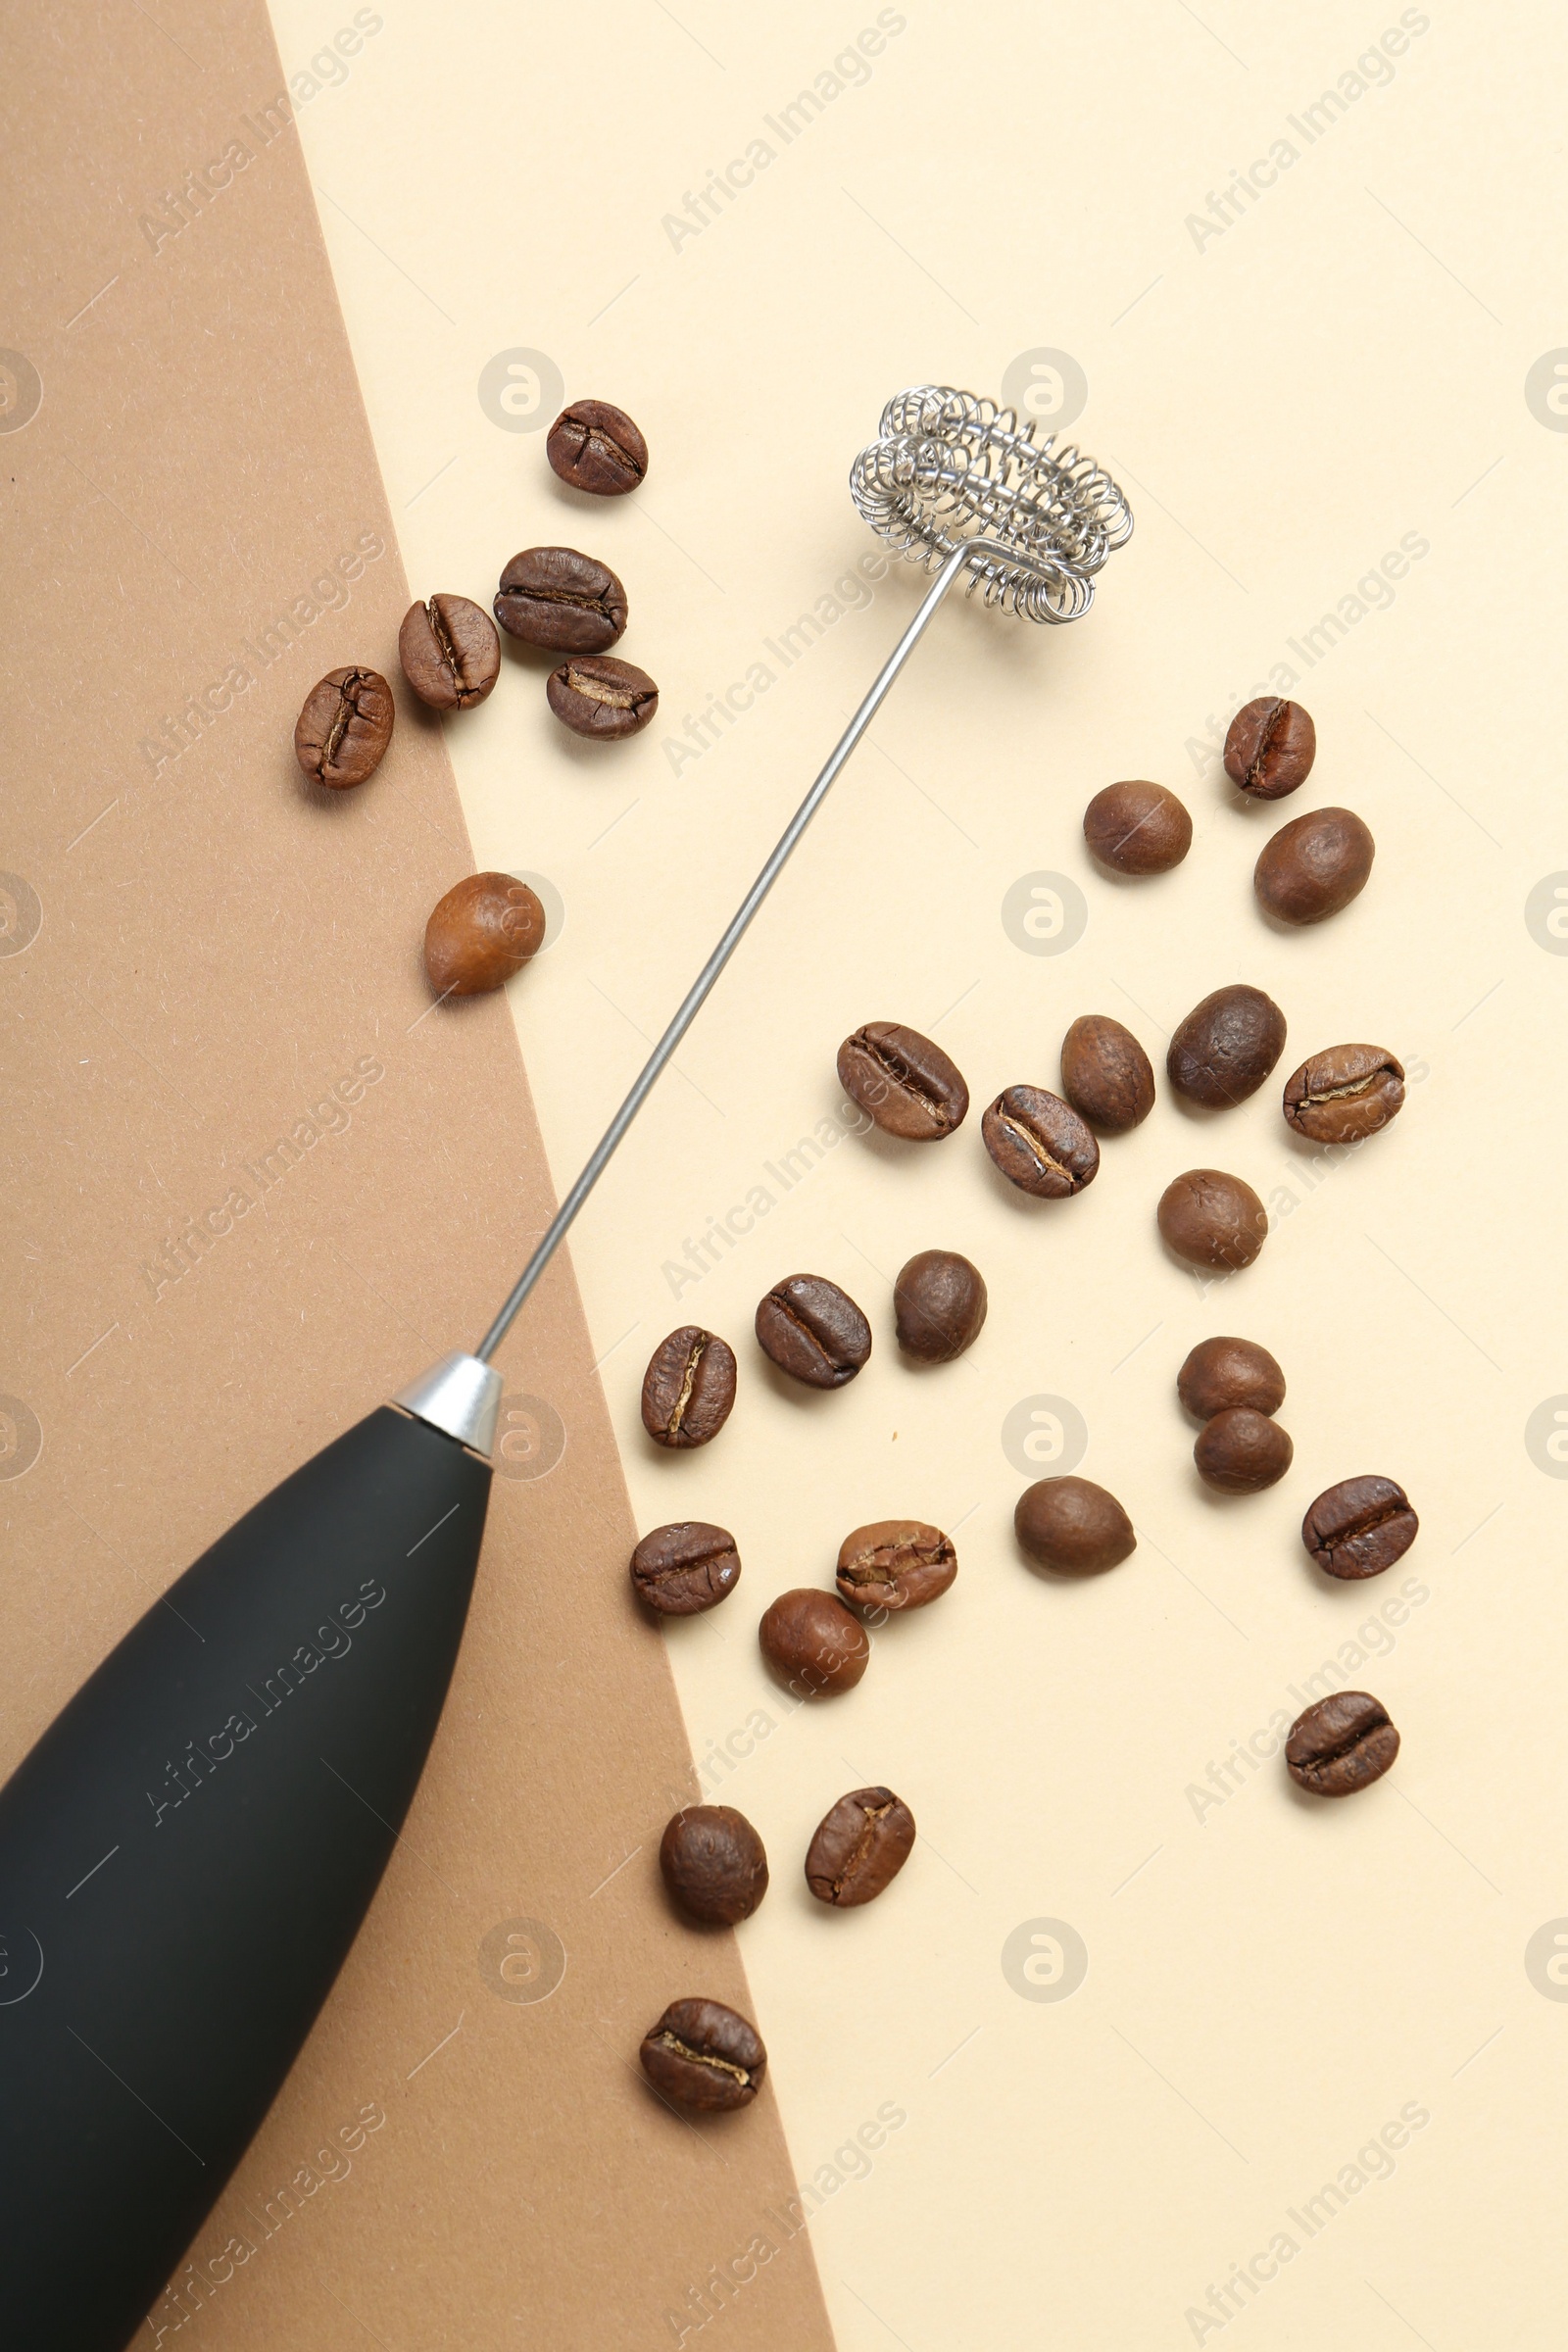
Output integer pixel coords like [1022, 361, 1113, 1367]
[851, 385, 1133, 623]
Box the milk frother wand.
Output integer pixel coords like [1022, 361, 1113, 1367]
[0, 388, 1131, 2351]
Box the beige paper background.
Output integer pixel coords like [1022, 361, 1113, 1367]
[270, 3, 1568, 2344]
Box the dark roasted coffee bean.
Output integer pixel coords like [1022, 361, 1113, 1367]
[1285, 1691, 1399, 1796]
[423, 872, 545, 996]
[1167, 985, 1287, 1108]
[294, 665, 394, 788]
[758, 1589, 869, 1693]
[982, 1085, 1099, 1198]
[659, 1806, 768, 1925]
[1283, 1044, 1404, 1146]
[1254, 807, 1375, 925]
[546, 654, 659, 739]
[1223, 697, 1316, 800]
[398, 594, 501, 709]
[1015, 1477, 1135, 1574]
[835, 1520, 956, 1612]
[1157, 1169, 1268, 1270]
[893, 1250, 987, 1362]
[836, 1022, 968, 1141]
[1060, 1014, 1155, 1133]
[494, 545, 628, 653]
[547, 398, 648, 496]
[805, 1787, 915, 1908]
[631, 1522, 741, 1616]
[1195, 1407, 1293, 1494]
[1177, 1336, 1285, 1421]
[639, 1997, 764, 2111]
[641, 1327, 737, 1447]
[1082, 779, 1192, 873]
[1301, 1476, 1418, 1580]
[755, 1274, 870, 1388]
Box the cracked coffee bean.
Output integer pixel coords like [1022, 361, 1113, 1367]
[759, 1589, 869, 1694]
[836, 1021, 968, 1141]
[630, 1522, 741, 1616]
[1157, 1169, 1268, 1270]
[893, 1250, 986, 1362]
[755, 1274, 870, 1388]
[1195, 1406, 1294, 1494]
[982, 1085, 1100, 1198]
[659, 1806, 768, 1925]
[1082, 779, 1193, 873]
[639, 1997, 764, 2111]
[1015, 1477, 1136, 1574]
[1254, 807, 1375, 925]
[398, 594, 500, 709]
[1285, 1691, 1399, 1797]
[1223, 697, 1316, 800]
[806, 1787, 915, 1908]
[835, 1520, 956, 1612]
[294, 665, 394, 788]
[1177, 1336, 1286, 1421]
[494, 545, 627, 654]
[423, 872, 545, 996]
[1301, 1476, 1418, 1580]
[1060, 1013, 1155, 1133]
[1283, 1044, 1404, 1146]
[546, 653, 659, 739]
[547, 397, 648, 496]
[1167, 985, 1287, 1108]
[640, 1326, 737, 1448]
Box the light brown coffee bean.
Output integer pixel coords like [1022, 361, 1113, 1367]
[1157, 1169, 1268, 1270]
[982, 1086, 1100, 1198]
[805, 1788, 915, 1907]
[1082, 779, 1192, 873]
[1283, 1044, 1404, 1145]
[1223, 698, 1316, 800]
[1014, 1477, 1136, 1574]
[836, 1022, 968, 1141]
[423, 872, 545, 996]
[639, 1997, 764, 2110]
[1059, 1014, 1155, 1133]
[546, 654, 659, 739]
[294, 666, 394, 788]
[835, 1521, 956, 1612]
[1254, 808, 1375, 925]
[640, 1327, 737, 1448]
[659, 1807, 768, 1925]
[547, 398, 648, 496]
[893, 1250, 986, 1362]
[1167, 985, 1287, 1108]
[398, 595, 501, 709]
[1176, 1336, 1286, 1421]
[630, 1522, 741, 1616]
[758, 1589, 868, 1694]
[1194, 1407, 1294, 1494]
[1285, 1691, 1399, 1796]
[494, 546, 628, 653]
[755, 1275, 871, 1388]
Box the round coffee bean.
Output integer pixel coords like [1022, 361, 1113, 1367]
[1301, 1476, 1418, 1580]
[1157, 1169, 1268, 1270]
[1223, 697, 1316, 800]
[805, 1787, 915, 1908]
[1167, 985, 1287, 1108]
[1082, 779, 1193, 873]
[294, 666, 394, 788]
[758, 1589, 868, 1694]
[640, 1327, 737, 1448]
[1014, 1477, 1135, 1574]
[755, 1275, 870, 1388]
[982, 1086, 1099, 1198]
[659, 1806, 768, 1926]
[494, 546, 628, 653]
[893, 1250, 987, 1363]
[1283, 1044, 1405, 1146]
[1059, 1014, 1155, 1133]
[1285, 1691, 1399, 1797]
[1254, 808, 1375, 925]
[398, 595, 501, 710]
[835, 1521, 956, 1612]
[423, 872, 545, 996]
[547, 398, 648, 496]
[639, 1997, 764, 2111]
[631, 1522, 741, 1616]
[1177, 1336, 1286, 1421]
[546, 654, 658, 740]
[1195, 1407, 1294, 1494]
[836, 1022, 968, 1141]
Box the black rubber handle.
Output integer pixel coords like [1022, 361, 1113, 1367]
[0, 1405, 492, 2350]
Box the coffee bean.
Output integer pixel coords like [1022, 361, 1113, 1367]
[1176, 1336, 1286, 1421]
[982, 1086, 1100, 1198]
[1283, 1044, 1404, 1146]
[1285, 1691, 1399, 1797]
[1014, 1477, 1135, 1574]
[398, 595, 501, 709]
[1157, 1169, 1268, 1270]
[755, 1275, 870, 1388]
[494, 546, 628, 653]
[1167, 985, 1287, 1108]
[423, 872, 545, 996]
[758, 1589, 869, 1694]
[660, 1806, 768, 1925]
[641, 1327, 737, 1447]
[836, 1022, 968, 1141]
[294, 666, 394, 788]
[805, 1787, 915, 1908]
[1223, 698, 1316, 800]
[546, 654, 658, 740]
[639, 1997, 764, 2111]
[893, 1250, 987, 1362]
[1060, 1014, 1155, 1133]
[835, 1520, 956, 1612]
[1301, 1476, 1418, 1580]
[547, 398, 648, 496]
[1082, 780, 1193, 873]
[1195, 1407, 1294, 1494]
[1254, 807, 1375, 925]
[631, 1522, 741, 1616]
